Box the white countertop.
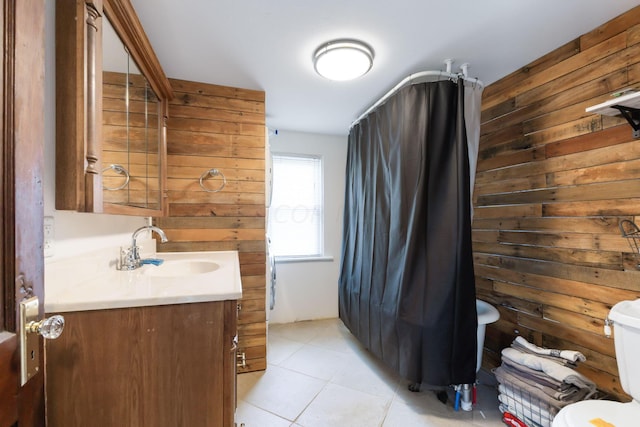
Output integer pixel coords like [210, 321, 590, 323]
[45, 250, 242, 313]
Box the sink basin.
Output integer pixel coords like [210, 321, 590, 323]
[45, 250, 242, 313]
[144, 260, 220, 278]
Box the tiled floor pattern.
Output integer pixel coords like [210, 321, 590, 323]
[236, 318, 504, 427]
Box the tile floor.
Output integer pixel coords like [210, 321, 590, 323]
[236, 318, 505, 427]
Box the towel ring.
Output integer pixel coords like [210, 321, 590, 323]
[199, 168, 226, 193]
[102, 164, 130, 191]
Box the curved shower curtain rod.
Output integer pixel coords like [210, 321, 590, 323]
[350, 65, 485, 129]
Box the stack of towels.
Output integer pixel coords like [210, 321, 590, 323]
[495, 336, 597, 427]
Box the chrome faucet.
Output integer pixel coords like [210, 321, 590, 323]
[118, 225, 168, 270]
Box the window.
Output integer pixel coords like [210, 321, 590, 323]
[269, 154, 323, 257]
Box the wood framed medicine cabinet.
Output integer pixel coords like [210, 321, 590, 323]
[56, 0, 173, 215]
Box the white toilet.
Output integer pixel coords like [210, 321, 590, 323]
[552, 299, 640, 426]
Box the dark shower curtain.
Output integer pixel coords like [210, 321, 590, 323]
[339, 79, 477, 387]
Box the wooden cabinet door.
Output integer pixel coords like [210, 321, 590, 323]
[0, 1, 46, 426]
[46, 302, 235, 427]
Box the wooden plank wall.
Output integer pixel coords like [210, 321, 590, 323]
[155, 78, 266, 373]
[475, 5, 640, 400]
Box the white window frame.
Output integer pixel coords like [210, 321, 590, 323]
[269, 153, 325, 260]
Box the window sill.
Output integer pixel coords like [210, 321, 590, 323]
[275, 255, 334, 264]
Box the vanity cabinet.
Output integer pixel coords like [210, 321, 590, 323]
[45, 300, 238, 427]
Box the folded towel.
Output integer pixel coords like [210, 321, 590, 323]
[512, 340, 576, 368]
[501, 358, 570, 391]
[502, 348, 596, 393]
[498, 380, 565, 412]
[513, 336, 586, 364]
[511, 339, 576, 368]
[494, 366, 583, 404]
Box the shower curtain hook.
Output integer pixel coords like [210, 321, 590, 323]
[444, 58, 454, 74]
[460, 63, 470, 78]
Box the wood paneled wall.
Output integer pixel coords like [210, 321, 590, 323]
[155, 78, 266, 373]
[475, 6, 640, 400]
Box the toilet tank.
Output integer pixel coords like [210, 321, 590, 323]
[609, 299, 640, 400]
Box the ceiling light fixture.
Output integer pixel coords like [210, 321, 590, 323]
[313, 39, 374, 81]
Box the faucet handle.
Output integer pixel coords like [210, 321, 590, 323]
[120, 246, 132, 259]
[116, 247, 124, 270]
[117, 246, 139, 271]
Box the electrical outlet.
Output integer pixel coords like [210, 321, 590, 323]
[44, 216, 54, 257]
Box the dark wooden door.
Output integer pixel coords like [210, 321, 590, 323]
[0, 1, 46, 426]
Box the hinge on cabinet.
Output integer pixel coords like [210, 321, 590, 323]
[236, 351, 246, 369]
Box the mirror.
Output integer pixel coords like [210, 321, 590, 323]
[102, 17, 161, 211]
[55, 0, 172, 215]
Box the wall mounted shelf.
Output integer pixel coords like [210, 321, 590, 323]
[586, 91, 640, 139]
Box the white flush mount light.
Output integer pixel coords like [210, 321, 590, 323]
[313, 39, 374, 81]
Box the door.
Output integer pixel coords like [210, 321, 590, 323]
[0, 1, 47, 426]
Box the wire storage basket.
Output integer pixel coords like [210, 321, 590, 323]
[496, 368, 607, 427]
[620, 219, 640, 268]
[496, 373, 561, 427]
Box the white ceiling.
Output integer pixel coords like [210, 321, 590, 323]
[130, 0, 640, 136]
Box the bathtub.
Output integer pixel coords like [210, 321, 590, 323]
[476, 299, 500, 372]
